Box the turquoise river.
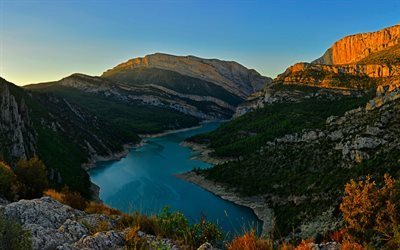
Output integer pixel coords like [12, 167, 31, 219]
[89, 122, 262, 237]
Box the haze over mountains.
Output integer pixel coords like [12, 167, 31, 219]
[1, 54, 270, 197]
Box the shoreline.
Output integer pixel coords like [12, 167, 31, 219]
[83, 121, 223, 201]
[176, 171, 273, 236]
[180, 141, 234, 165]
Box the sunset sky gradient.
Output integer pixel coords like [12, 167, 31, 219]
[1, 0, 399, 85]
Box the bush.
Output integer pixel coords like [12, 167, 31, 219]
[85, 201, 121, 216]
[340, 174, 400, 248]
[44, 186, 87, 210]
[125, 226, 148, 249]
[155, 206, 190, 239]
[191, 216, 222, 247]
[15, 156, 48, 198]
[227, 230, 273, 250]
[0, 213, 32, 250]
[0, 161, 18, 201]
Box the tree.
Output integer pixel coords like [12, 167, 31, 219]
[15, 156, 48, 198]
[0, 161, 18, 201]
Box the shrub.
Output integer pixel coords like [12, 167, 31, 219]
[60, 186, 87, 210]
[340, 174, 400, 247]
[15, 156, 48, 198]
[125, 226, 149, 249]
[0, 213, 32, 250]
[0, 161, 18, 201]
[340, 241, 364, 250]
[227, 230, 273, 250]
[191, 216, 222, 247]
[44, 186, 87, 210]
[155, 206, 190, 239]
[85, 201, 121, 216]
[294, 240, 312, 250]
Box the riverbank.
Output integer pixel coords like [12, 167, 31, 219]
[176, 171, 273, 236]
[82, 142, 146, 171]
[85, 122, 221, 201]
[180, 141, 234, 165]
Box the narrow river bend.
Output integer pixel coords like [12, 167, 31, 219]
[89, 122, 262, 236]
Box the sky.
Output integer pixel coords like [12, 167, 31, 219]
[0, 0, 399, 85]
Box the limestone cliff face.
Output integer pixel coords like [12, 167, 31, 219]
[102, 53, 272, 98]
[0, 78, 36, 163]
[314, 24, 400, 65]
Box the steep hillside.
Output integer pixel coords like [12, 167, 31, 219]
[1, 78, 143, 197]
[313, 24, 400, 65]
[102, 53, 272, 98]
[183, 24, 400, 240]
[0, 78, 36, 164]
[186, 85, 400, 238]
[27, 74, 200, 133]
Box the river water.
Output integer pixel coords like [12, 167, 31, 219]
[89, 122, 262, 236]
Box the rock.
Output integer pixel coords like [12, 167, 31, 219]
[72, 231, 125, 250]
[313, 24, 400, 65]
[2, 197, 185, 250]
[0, 78, 37, 164]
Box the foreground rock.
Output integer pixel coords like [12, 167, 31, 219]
[0, 197, 179, 250]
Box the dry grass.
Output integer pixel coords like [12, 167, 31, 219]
[227, 230, 273, 250]
[85, 201, 122, 216]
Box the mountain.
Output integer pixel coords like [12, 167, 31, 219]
[28, 54, 271, 121]
[274, 24, 400, 90]
[102, 53, 271, 98]
[27, 73, 200, 133]
[313, 24, 400, 65]
[1, 53, 271, 198]
[183, 24, 400, 239]
[235, 24, 400, 116]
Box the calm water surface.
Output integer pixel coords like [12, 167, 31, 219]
[89, 122, 262, 236]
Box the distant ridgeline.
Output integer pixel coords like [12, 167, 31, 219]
[187, 24, 400, 239]
[0, 54, 271, 197]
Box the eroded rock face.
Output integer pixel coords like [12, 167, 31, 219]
[314, 24, 400, 65]
[102, 53, 272, 98]
[0, 78, 36, 164]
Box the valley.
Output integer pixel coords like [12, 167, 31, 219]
[0, 10, 399, 249]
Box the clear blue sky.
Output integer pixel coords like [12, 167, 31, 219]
[1, 0, 399, 85]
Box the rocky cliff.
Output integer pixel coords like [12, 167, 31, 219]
[102, 53, 272, 98]
[0, 78, 36, 164]
[313, 24, 400, 65]
[235, 24, 400, 117]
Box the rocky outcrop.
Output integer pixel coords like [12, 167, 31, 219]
[234, 83, 364, 117]
[102, 53, 272, 98]
[1, 197, 179, 250]
[314, 24, 400, 65]
[281, 62, 400, 80]
[0, 78, 36, 164]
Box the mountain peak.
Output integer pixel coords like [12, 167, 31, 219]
[102, 53, 271, 98]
